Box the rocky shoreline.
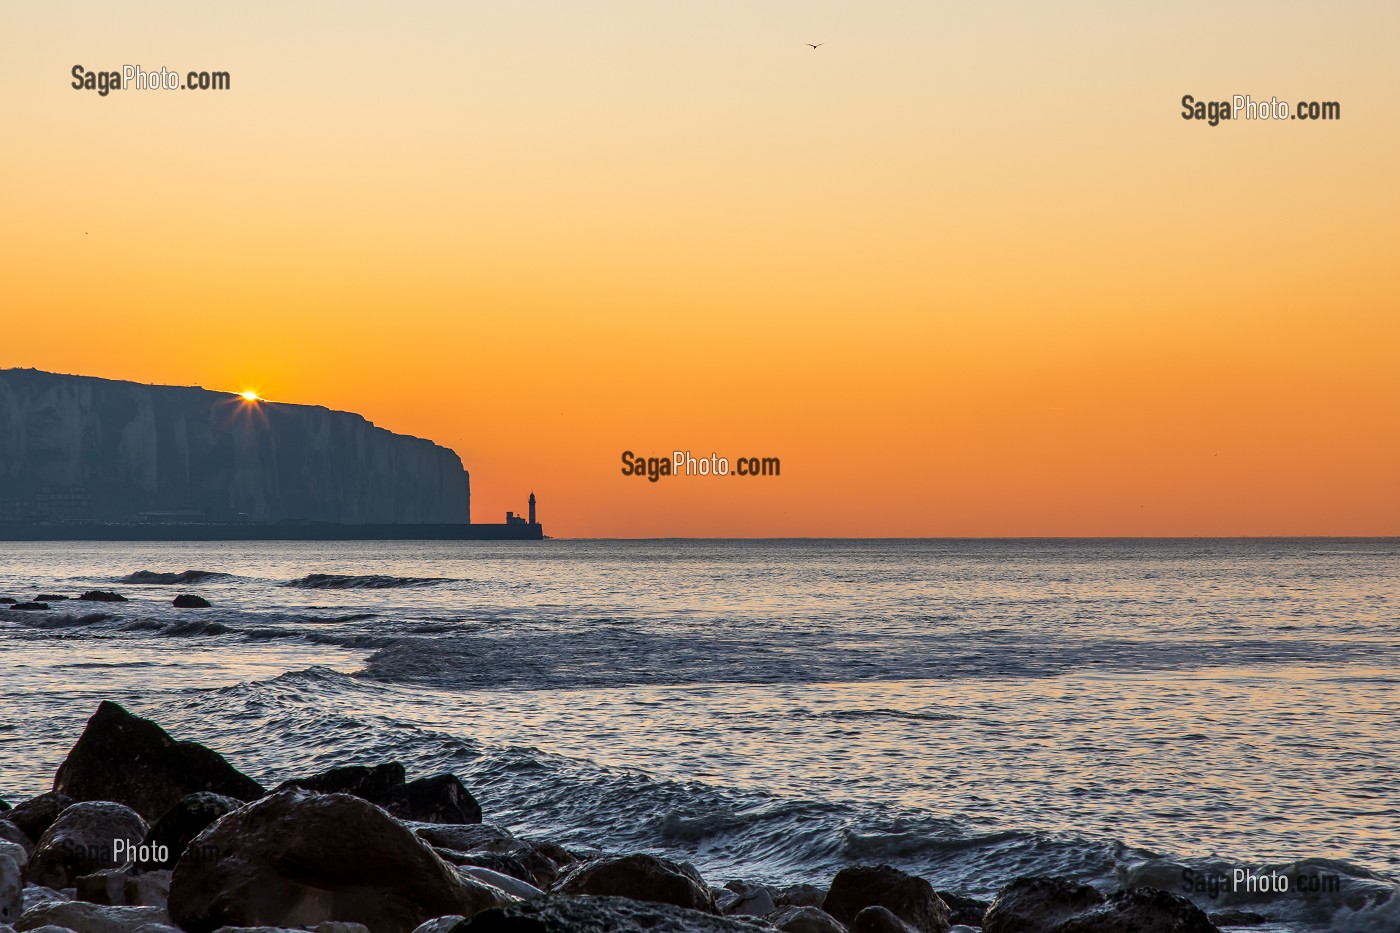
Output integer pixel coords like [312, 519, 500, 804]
[0, 702, 1244, 933]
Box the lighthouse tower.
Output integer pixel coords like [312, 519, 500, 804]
[528, 492, 537, 526]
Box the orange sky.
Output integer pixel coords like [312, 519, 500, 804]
[3, 1, 1397, 536]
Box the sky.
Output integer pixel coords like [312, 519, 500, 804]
[3, 1, 1397, 536]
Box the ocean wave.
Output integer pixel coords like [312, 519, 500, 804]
[119, 569, 232, 585]
[284, 573, 454, 589]
[818, 707, 962, 723]
[5, 610, 114, 629]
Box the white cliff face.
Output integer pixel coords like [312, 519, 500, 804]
[0, 369, 470, 524]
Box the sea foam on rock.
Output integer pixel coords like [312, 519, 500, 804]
[822, 866, 950, 933]
[167, 790, 511, 933]
[53, 702, 264, 820]
[551, 854, 717, 913]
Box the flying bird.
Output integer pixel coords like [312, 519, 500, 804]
[807, 43, 823, 49]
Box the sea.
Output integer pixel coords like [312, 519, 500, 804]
[0, 538, 1396, 932]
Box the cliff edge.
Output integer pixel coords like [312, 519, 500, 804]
[0, 369, 470, 524]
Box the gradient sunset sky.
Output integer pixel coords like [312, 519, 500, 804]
[4, 1, 1397, 536]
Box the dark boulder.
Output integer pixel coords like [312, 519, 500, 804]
[34, 594, 70, 602]
[982, 877, 1105, 933]
[27, 800, 149, 889]
[53, 701, 264, 820]
[0, 597, 15, 604]
[9, 602, 50, 611]
[852, 906, 915, 933]
[274, 762, 407, 801]
[0, 819, 31, 853]
[382, 774, 482, 825]
[140, 792, 243, 870]
[2, 792, 73, 842]
[79, 591, 128, 602]
[172, 594, 211, 609]
[823, 866, 950, 933]
[936, 892, 988, 928]
[1207, 908, 1267, 926]
[167, 790, 510, 933]
[769, 905, 847, 933]
[776, 884, 828, 909]
[448, 895, 768, 933]
[1052, 888, 1220, 933]
[551, 854, 716, 913]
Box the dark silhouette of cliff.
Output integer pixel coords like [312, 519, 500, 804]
[0, 369, 470, 525]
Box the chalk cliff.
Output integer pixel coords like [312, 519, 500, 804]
[0, 369, 470, 524]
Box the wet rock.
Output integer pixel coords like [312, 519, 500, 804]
[1206, 908, 1267, 926]
[2, 850, 21, 927]
[776, 884, 828, 909]
[53, 702, 264, 820]
[140, 793, 242, 870]
[273, 763, 406, 802]
[718, 881, 777, 916]
[823, 866, 950, 933]
[0, 597, 16, 604]
[15, 901, 171, 932]
[982, 877, 1105, 933]
[171, 595, 210, 609]
[8, 603, 49, 612]
[769, 905, 847, 933]
[415, 826, 569, 889]
[74, 866, 133, 904]
[852, 906, 916, 933]
[448, 895, 769, 933]
[0, 822, 33, 855]
[381, 774, 482, 825]
[211, 925, 371, 933]
[1051, 887, 1219, 932]
[935, 892, 988, 929]
[124, 870, 171, 908]
[455, 867, 540, 900]
[27, 802, 148, 889]
[18, 885, 69, 910]
[33, 596, 69, 603]
[551, 854, 717, 912]
[2, 795, 72, 843]
[77, 592, 126, 603]
[412, 919, 465, 933]
[167, 790, 510, 933]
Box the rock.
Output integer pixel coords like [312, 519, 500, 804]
[823, 867, 949, 933]
[140, 793, 242, 870]
[26, 802, 148, 889]
[0, 824, 32, 856]
[167, 790, 510, 933]
[52, 702, 264, 820]
[206, 925, 371, 933]
[273, 763, 406, 802]
[852, 906, 915, 933]
[73, 867, 132, 905]
[415, 826, 569, 889]
[1051, 888, 1220, 933]
[776, 884, 828, 909]
[1206, 908, 1267, 926]
[0, 842, 25, 874]
[449, 895, 769, 933]
[769, 906, 847, 933]
[982, 877, 1105, 933]
[77, 592, 126, 603]
[2, 851, 21, 927]
[14, 901, 171, 932]
[2, 794, 72, 843]
[171, 595, 210, 609]
[455, 867, 540, 900]
[18, 886, 69, 909]
[32, 596, 69, 603]
[412, 919, 465, 933]
[551, 854, 716, 913]
[381, 775, 482, 825]
[935, 893, 988, 929]
[0, 597, 16, 604]
[124, 871, 171, 908]
[718, 881, 776, 916]
[7, 604, 49, 612]
[415, 825, 517, 854]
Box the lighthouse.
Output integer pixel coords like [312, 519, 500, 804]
[528, 492, 537, 526]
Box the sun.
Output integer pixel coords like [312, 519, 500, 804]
[240, 390, 260, 402]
